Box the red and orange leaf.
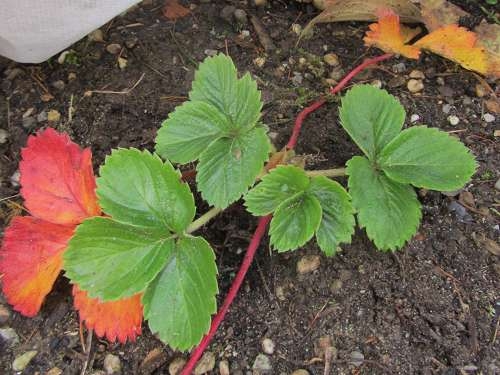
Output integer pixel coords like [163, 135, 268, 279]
[20, 128, 101, 226]
[0, 217, 74, 316]
[73, 285, 143, 343]
[364, 9, 421, 59]
[414, 24, 491, 76]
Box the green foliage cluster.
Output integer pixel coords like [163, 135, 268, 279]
[64, 54, 476, 351]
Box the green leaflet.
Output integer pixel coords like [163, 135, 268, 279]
[269, 192, 322, 252]
[143, 236, 218, 351]
[308, 176, 355, 256]
[245, 165, 355, 253]
[64, 217, 175, 300]
[197, 126, 270, 208]
[97, 149, 195, 232]
[378, 126, 477, 191]
[155, 54, 269, 208]
[244, 165, 310, 216]
[339, 85, 405, 160]
[346, 156, 421, 251]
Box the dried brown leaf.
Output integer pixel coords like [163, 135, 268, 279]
[420, 0, 469, 32]
[162, 0, 190, 20]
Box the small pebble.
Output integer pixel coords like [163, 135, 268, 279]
[410, 114, 420, 123]
[254, 0, 268, 6]
[447, 115, 460, 126]
[169, 357, 186, 375]
[117, 57, 128, 70]
[46, 368, 63, 375]
[0, 129, 8, 144]
[262, 338, 275, 355]
[10, 170, 20, 187]
[194, 352, 215, 374]
[483, 113, 495, 123]
[392, 62, 406, 73]
[494, 178, 500, 191]
[350, 351, 364, 367]
[221, 5, 236, 22]
[204, 49, 218, 57]
[103, 354, 121, 374]
[297, 255, 321, 275]
[22, 116, 36, 129]
[409, 69, 425, 79]
[37, 110, 48, 122]
[219, 360, 230, 375]
[0, 327, 19, 346]
[68, 72, 77, 81]
[291, 370, 310, 375]
[252, 354, 272, 373]
[407, 79, 424, 93]
[106, 44, 122, 55]
[291, 23, 302, 35]
[292, 72, 303, 86]
[234, 9, 248, 25]
[436, 77, 445, 85]
[47, 110, 61, 122]
[442, 103, 452, 114]
[371, 79, 382, 89]
[329, 67, 345, 81]
[331, 279, 342, 293]
[52, 80, 65, 90]
[254, 57, 266, 68]
[0, 304, 10, 324]
[125, 37, 139, 49]
[323, 53, 339, 67]
[475, 83, 487, 98]
[13, 350, 37, 372]
[88, 29, 104, 43]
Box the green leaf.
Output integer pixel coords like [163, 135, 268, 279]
[378, 126, 477, 191]
[339, 85, 405, 160]
[347, 156, 421, 251]
[197, 126, 270, 208]
[190, 54, 262, 130]
[269, 193, 322, 252]
[64, 217, 174, 300]
[143, 236, 218, 351]
[155, 101, 230, 164]
[244, 165, 310, 216]
[97, 149, 195, 233]
[308, 176, 355, 256]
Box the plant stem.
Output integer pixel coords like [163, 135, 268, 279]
[286, 53, 394, 149]
[305, 168, 346, 178]
[185, 207, 223, 234]
[181, 53, 393, 374]
[179, 215, 272, 375]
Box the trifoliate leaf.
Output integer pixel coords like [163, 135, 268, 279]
[64, 217, 175, 300]
[347, 156, 421, 251]
[197, 126, 270, 208]
[378, 126, 477, 191]
[269, 193, 322, 252]
[244, 165, 310, 216]
[339, 85, 405, 160]
[143, 236, 218, 351]
[155, 101, 230, 164]
[190, 54, 262, 130]
[97, 149, 195, 233]
[308, 176, 355, 256]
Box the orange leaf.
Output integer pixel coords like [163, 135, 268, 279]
[0, 217, 74, 316]
[73, 285, 143, 343]
[20, 128, 101, 225]
[364, 9, 421, 59]
[414, 24, 491, 76]
[163, 0, 190, 20]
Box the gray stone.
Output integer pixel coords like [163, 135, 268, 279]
[261, 338, 275, 354]
[22, 116, 37, 129]
[350, 351, 364, 367]
[168, 357, 186, 375]
[0, 129, 8, 144]
[221, 5, 236, 23]
[104, 354, 121, 374]
[52, 80, 65, 90]
[0, 327, 19, 347]
[234, 9, 248, 25]
[12, 350, 37, 371]
[194, 351, 215, 374]
[37, 110, 48, 122]
[252, 354, 272, 373]
[483, 113, 495, 123]
[494, 178, 500, 191]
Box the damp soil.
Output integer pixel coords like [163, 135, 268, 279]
[0, 1, 499, 374]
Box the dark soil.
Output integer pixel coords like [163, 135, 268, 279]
[0, 1, 499, 374]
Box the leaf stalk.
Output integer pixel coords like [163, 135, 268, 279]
[305, 168, 346, 178]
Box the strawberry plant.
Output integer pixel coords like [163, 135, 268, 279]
[0, 54, 476, 372]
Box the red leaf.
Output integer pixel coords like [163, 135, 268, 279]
[20, 128, 101, 225]
[73, 285, 143, 343]
[0, 217, 74, 316]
